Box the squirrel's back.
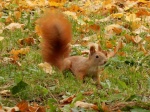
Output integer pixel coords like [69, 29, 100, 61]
[37, 11, 72, 70]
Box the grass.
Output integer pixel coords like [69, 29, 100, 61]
[0, 1, 150, 111]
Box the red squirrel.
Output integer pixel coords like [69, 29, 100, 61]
[37, 11, 107, 85]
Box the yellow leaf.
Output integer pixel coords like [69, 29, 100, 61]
[139, 44, 147, 54]
[102, 0, 112, 6]
[111, 13, 123, 19]
[49, 0, 66, 7]
[38, 62, 53, 74]
[125, 13, 141, 22]
[9, 47, 30, 61]
[130, 22, 141, 31]
[14, 11, 21, 20]
[0, 36, 4, 41]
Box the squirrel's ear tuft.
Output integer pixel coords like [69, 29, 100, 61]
[98, 45, 102, 51]
[90, 46, 96, 55]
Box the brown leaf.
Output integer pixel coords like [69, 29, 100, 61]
[74, 101, 99, 111]
[101, 102, 110, 112]
[89, 24, 100, 31]
[136, 8, 150, 17]
[139, 44, 147, 54]
[107, 41, 123, 58]
[14, 11, 21, 20]
[83, 91, 94, 95]
[112, 27, 122, 35]
[145, 36, 150, 43]
[17, 101, 29, 111]
[106, 41, 113, 49]
[18, 37, 36, 46]
[9, 47, 30, 61]
[124, 34, 133, 43]
[60, 95, 76, 104]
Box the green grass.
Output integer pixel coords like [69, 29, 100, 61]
[0, 2, 150, 112]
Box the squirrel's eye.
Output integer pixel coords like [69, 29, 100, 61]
[96, 55, 99, 58]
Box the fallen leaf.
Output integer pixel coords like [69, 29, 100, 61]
[89, 24, 100, 31]
[133, 25, 149, 34]
[139, 44, 147, 54]
[101, 102, 110, 112]
[74, 101, 99, 110]
[38, 62, 53, 74]
[18, 37, 36, 46]
[49, 0, 66, 7]
[14, 11, 21, 20]
[131, 35, 142, 44]
[107, 41, 123, 58]
[111, 13, 124, 19]
[0, 90, 11, 97]
[124, 34, 133, 43]
[83, 91, 94, 95]
[17, 101, 29, 111]
[0, 36, 4, 41]
[5, 23, 24, 31]
[63, 11, 77, 20]
[106, 41, 113, 49]
[60, 95, 76, 104]
[136, 8, 150, 17]
[9, 47, 30, 61]
[112, 27, 122, 35]
[125, 13, 141, 22]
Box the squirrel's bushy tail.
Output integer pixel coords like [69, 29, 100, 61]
[37, 11, 72, 70]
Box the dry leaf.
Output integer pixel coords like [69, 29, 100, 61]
[18, 37, 36, 46]
[74, 101, 99, 110]
[105, 24, 127, 39]
[107, 41, 123, 58]
[17, 101, 29, 111]
[49, 0, 66, 7]
[9, 47, 30, 61]
[63, 11, 77, 20]
[38, 62, 53, 74]
[0, 90, 11, 97]
[111, 13, 124, 19]
[139, 44, 147, 54]
[5, 23, 24, 31]
[101, 102, 110, 112]
[0, 36, 4, 41]
[106, 41, 113, 49]
[60, 95, 76, 104]
[136, 8, 150, 17]
[14, 11, 21, 20]
[112, 27, 122, 35]
[124, 1, 138, 11]
[89, 24, 100, 31]
[131, 35, 142, 44]
[83, 91, 94, 95]
[133, 25, 148, 34]
[125, 13, 141, 22]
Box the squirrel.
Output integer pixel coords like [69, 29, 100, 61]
[37, 11, 107, 85]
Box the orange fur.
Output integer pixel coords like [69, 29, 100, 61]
[37, 11, 72, 70]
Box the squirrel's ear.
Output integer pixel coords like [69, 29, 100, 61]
[98, 45, 102, 51]
[90, 46, 96, 55]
